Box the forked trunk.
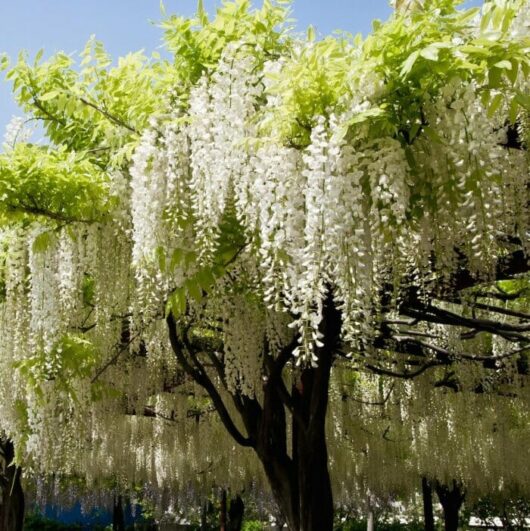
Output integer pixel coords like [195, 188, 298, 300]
[166, 294, 340, 531]
[256, 296, 338, 531]
[0, 440, 24, 531]
[257, 360, 334, 531]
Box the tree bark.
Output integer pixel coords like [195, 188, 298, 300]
[0, 440, 24, 531]
[112, 495, 125, 531]
[422, 477, 435, 531]
[256, 295, 339, 531]
[435, 480, 465, 531]
[291, 349, 334, 531]
[166, 294, 341, 531]
[228, 494, 244, 531]
[220, 489, 227, 531]
[367, 510, 374, 531]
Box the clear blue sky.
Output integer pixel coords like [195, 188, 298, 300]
[0, 0, 482, 135]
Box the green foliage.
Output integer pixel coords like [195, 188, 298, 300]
[2, 0, 526, 233]
[5, 40, 166, 168]
[162, 0, 291, 94]
[334, 519, 423, 531]
[264, 0, 530, 146]
[81, 274, 96, 307]
[242, 520, 265, 531]
[356, 0, 529, 143]
[262, 35, 355, 146]
[13, 334, 99, 402]
[0, 144, 111, 224]
[24, 512, 83, 530]
[166, 210, 247, 319]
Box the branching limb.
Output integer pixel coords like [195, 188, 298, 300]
[166, 313, 253, 448]
[78, 96, 140, 135]
[365, 360, 446, 380]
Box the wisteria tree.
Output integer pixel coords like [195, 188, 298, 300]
[0, 0, 529, 530]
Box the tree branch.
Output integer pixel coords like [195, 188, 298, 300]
[166, 313, 253, 448]
[78, 96, 140, 135]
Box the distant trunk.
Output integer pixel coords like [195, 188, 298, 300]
[228, 494, 244, 531]
[435, 480, 465, 531]
[0, 439, 24, 531]
[422, 477, 435, 531]
[366, 510, 374, 531]
[220, 489, 227, 531]
[112, 495, 125, 531]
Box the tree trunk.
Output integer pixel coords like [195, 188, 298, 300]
[228, 494, 244, 531]
[422, 477, 435, 531]
[112, 495, 125, 531]
[292, 355, 334, 531]
[220, 489, 227, 531]
[200, 500, 208, 529]
[435, 480, 465, 531]
[255, 295, 339, 531]
[166, 293, 341, 531]
[0, 440, 24, 531]
[367, 510, 374, 531]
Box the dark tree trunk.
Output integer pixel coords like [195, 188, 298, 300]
[0, 440, 24, 531]
[228, 494, 244, 531]
[422, 477, 435, 531]
[166, 293, 341, 531]
[112, 495, 125, 531]
[435, 480, 465, 531]
[220, 489, 227, 531]
[254, 294, 339, 531]
[291, 348, 334, 531]
[200, 500, 208, 529]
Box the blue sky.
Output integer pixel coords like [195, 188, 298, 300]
[0, 0, 482, 135]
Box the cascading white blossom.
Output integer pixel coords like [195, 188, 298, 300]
[188, 44, 261, 258]
[330, 370, 530, 507]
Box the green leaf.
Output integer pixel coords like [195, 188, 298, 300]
[39, 90, 61, 101]
[488, 67, 502, 88]
[419, 46, 440, 62]
[494, 60, 512, 70]
[347, 107, 386, 126]
[509, 97, 519, 124]
[34, 49, 44, 65]
[0, 54, 9, 71]
[400, 51, 419, 77]
[423, 127, 444, 145]
[156, 246, 166, 272]
[185, 278, 203, 302]
[197, 0, 208, 25]
[32, 231, 53, 253]
[196, 268, 216, 291]
[169, 287, 187, 318]
[487, 93, 504, 118]
[514, 92, 530, 111]
[506, 59, 519, 85]
[170, 248, 185, 270]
